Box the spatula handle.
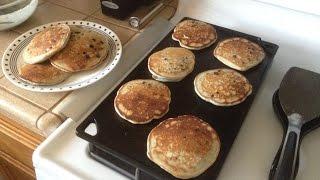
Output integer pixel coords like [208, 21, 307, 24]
[269, 134, 300, 180]
[273, 125, 301, 180]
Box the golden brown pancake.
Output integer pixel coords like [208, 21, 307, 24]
[213, 37, 265, 71]
[114, 79, 171, 124]
[172, 20, 217, 50]
[147, 115, 220, 179]
[19, 62, 70, 85]
[148, 47, 195, 82]
[23, 24, 71, 64]
[194, 69, 252, 106]
[50, 27, 109, 72]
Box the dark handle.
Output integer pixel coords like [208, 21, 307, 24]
[273, 129, 300, 180]
[269, 135, 300, 180]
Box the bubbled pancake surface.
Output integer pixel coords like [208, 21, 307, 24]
[147, 115, 220, 179]
[114, 79, 171, 124]
[19, 62, 70, 85]
[148, 47, 195, 82]
[50, 27, 109, 72]
[213, 37, 265, 71]
[23, 24, 71, 64]
[194, 69, 252, 106]
[172, 20, 217, 50]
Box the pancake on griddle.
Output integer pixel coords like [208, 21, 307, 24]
[19, 62, 70, 85]
[213, 37, 265, 71]
[50, 27, 109, 72]
[194, 69, 252, 106]
[23, 24, 71, 64]
[114, 79, 171, 124]
[147, 115, 220, 179]
[172, 20, 217, 50]
[148, 47, 195, 82]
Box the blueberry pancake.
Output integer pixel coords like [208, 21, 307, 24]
[172, 20, 217, 50]
[213, 37, 265, 71]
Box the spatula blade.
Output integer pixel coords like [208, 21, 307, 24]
[279, 67, 320, 122]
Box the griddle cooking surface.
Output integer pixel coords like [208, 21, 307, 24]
[76, 18, 279, 179]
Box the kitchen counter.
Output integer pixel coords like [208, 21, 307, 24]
[33, 0, 320, 180]
[0, 1, 177, 179]
[0, 0, 177, 137]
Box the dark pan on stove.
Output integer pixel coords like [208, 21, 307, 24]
[76, 17, 279, 179]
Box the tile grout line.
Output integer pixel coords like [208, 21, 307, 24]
[0, 83, 48, 112]
[34, 111, 48, 130]
[51, 112, 64, 122]
[51, 111, 66, 121]
[88, 8, 100, 17]
[0, 81, 47, 133]
[47, 91, 73, 112]
[46, 91, 73, 118]
[0, 82, 68, 129]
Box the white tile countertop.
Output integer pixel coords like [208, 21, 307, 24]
[33, 0, 320, 179]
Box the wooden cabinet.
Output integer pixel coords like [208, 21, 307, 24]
[0, 115, 44, 180]
[0, 151, 34, 180]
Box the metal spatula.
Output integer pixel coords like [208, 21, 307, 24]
[272, 67, 320, 180]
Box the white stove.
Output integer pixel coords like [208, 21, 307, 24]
[33, 0, 320, 179]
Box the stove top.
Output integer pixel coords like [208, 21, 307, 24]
[32, 1, 320, 179]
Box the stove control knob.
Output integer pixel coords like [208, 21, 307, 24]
[129, 17, 140, 28]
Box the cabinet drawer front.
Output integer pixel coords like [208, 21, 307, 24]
[0, 131, 34, 169]
[0, 151, 35, 180]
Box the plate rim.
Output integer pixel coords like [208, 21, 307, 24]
[1, 20, 122, 92]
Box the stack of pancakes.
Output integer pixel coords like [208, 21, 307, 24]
[112, 19, 267, 179]
[19, 24, 109, 85]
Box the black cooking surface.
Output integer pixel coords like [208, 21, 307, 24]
[76, 18, 279, 179]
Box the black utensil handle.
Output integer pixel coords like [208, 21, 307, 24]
[274, 127, 301, 180]
[269, 136, 300, 180]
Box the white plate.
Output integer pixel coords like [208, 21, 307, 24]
[1, 20, 122, 92]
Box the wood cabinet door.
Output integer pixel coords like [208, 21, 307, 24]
[0, 151, 35, 180]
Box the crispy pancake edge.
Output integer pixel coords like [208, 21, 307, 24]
[194, 69, 252, 106]
[147, 48, 195, 82]
[114, 79, 171, 124]
[213, 37, 266, 71]
[23, 24, 71, 64]
[50, 27, 109, 72]
[19, 63, 71, 85]
[147, 115, 220, 179]
[171, 20, 217, 50]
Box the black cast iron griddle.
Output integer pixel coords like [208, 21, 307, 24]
[76, 17, 279, 179]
